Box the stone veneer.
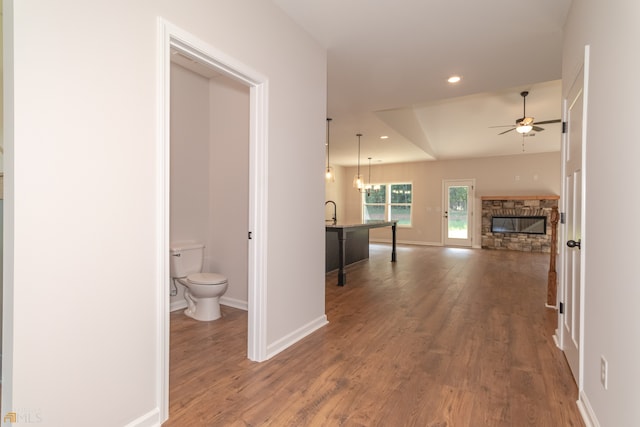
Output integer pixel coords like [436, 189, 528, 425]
[481, 196, 559, 253]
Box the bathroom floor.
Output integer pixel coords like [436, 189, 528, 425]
[164, 244, 584, 426]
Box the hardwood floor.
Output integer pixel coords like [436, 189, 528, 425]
[164, 244, 584, 426]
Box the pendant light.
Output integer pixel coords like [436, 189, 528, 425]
[352, 133, 364, 191]
[364, 157, 380, 196]
[325, 118, 335, 182]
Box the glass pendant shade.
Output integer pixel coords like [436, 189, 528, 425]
[364, 157, 380, 196]
[325, 118, 335, 182]
[325, 166, 334, 182]
[353, 133, 364, 192]
[353, 173, 364, 189]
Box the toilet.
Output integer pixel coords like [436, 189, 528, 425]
[170, 241, 228, 321]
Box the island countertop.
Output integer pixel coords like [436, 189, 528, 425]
[325, 220, 398, 231]
[325, 220, 397, 285]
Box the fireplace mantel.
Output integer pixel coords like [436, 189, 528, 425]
[481, 195, 559, 201]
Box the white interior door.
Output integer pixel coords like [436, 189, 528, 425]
[561, 49, 588, 387]
[443, 179, 474, 247]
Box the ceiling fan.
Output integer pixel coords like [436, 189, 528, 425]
[492, 91, 561, 135]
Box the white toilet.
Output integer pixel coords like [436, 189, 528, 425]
[170, 241, 228, 321]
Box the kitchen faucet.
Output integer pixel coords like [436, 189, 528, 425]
[325, 200, 337, 224]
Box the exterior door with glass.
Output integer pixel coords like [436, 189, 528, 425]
[443, 179, 474, 247]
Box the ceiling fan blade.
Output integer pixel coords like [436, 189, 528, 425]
[498, 128, 516, 135]
[532, 126, 545, 132]
[534, 119, 561, 125]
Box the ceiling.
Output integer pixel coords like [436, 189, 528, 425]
[272, 0, 571, 166]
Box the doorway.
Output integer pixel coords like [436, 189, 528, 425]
[443, 179, 475, 247]
[158, 20, 269, 422]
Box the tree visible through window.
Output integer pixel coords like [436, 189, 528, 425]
[363, 183, 412, 226]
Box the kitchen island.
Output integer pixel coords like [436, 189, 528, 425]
[325, 220, 397, 286]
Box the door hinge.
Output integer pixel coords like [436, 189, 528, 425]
[560, 212, 565, 224]
[248, 231, 252, 240]
[562, 121, 567, 133]
[559, 302, 564, 314]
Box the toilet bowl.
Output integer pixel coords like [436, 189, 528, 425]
[178, 273, 228, 321]
[170, 242, 229, 321]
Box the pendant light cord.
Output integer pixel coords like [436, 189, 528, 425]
[356, 133, 362, 177]
[326, 118, 332, 170]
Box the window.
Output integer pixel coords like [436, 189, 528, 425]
[363, 183, 412, 226]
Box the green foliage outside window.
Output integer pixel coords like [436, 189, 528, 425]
[363, 183, 412, 226]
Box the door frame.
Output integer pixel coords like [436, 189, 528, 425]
[442, 178, 475, 247]
[157, 19, 269, 422]
[557, 45, 589, 393]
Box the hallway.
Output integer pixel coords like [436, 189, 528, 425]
[165, 244, 583, 426]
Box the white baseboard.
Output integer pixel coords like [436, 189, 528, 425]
[370, 238, 487, 249]
[552, 333, 560, 349]
[220, 296, 248, 311]
[266, 315, 329, 359]
[123, 407, 160, 427]
[577, 390, 600, 427]
[170, 296, 248, 312]
[369, 238, 443, 247]
[170, 298, 187, 312]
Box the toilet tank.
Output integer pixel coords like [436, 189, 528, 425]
[170, 241, 205, 278]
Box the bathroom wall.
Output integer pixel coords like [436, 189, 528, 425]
[170, 63, 211, 308]
[170, 62, 250, 310]
[207, 76, 249, 307]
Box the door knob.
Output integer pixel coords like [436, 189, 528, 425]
[566, 239, 581, 249]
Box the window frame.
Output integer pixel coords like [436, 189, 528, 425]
[362, 182, 413, 227]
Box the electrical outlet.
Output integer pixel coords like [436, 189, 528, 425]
[600, 356, 608, 389]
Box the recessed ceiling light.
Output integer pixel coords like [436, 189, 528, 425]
[447, 75, 461, 83]
[380, 135, 389, 140]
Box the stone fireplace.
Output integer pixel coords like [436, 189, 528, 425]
[481, 195, 559, 253]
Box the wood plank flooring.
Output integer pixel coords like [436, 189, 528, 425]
[164, 244, 584, 426]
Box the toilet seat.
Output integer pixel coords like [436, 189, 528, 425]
[186, 272, 228, 285]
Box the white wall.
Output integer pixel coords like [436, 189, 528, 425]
[0, 0, 4, 172]
[333, 152, 560, 247]
[324, 164, 346, 223]
[563, 1, 640, 426]
[4, 0, 326, 425]
[169, 63, 210, 308]
[208, 74, 249, 307]
[170, 63, 210, 242]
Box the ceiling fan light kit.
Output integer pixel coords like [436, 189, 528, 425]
[516, 124, 533, 134]
[494, 90, 561, 137]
